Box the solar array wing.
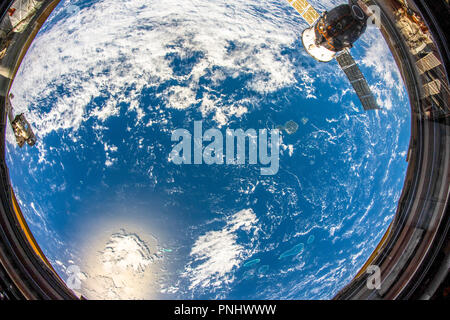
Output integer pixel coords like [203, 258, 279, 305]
[285, 2, 378, 111]
[8, 0, 41, 32]
[335, 50, 379, 111]
[286, 0, 320, 26]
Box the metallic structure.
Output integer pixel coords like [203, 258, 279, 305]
[0, 0, 77, 300]
[0, 0, 448, 300]
[335, 50, 379, 110]
[287, 0, 379, 111]
[10, 113, 36, 147]
[334, 0, 449, 300]
[6, 95, 36, 147]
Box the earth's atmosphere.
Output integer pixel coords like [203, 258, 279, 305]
[5, 0, 411, 299]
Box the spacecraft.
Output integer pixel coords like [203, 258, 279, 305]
[286, 0, 379, 111]
[6, 95, 36, 147]
[11, 113, 36, 147]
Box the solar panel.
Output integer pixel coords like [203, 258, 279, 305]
[286, 0, 320, 26]
[422, 79, 441, 98]
[336, 50, 379, 111]
[8, 0, 41, 32]
[416, 52, 441, 75]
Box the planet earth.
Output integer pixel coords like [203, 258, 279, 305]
[5, 0, 411, 299]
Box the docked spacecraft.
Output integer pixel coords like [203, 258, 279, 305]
[287, 0, 379, 110]
[6, 95, 36, 147]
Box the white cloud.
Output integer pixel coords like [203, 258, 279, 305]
[9, 0, 306, 144]
[79, 229, 160, 300]
[182, 208, 259, 291]
[7, 0, 329, 167]
[103, 142, 118, 167]
[100, 231, 153, 273]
